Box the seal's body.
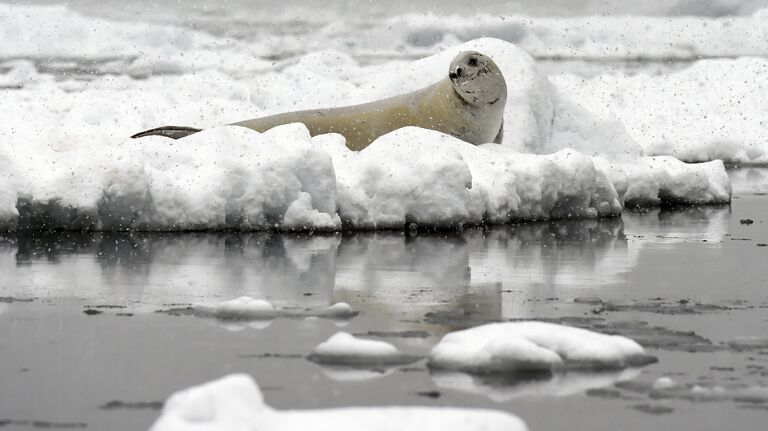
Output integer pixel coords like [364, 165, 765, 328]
[132, 51, 507, 150]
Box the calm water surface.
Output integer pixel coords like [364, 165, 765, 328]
[1, 168, 767, 430]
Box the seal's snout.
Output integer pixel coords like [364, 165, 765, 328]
[449, 66, 464, 80]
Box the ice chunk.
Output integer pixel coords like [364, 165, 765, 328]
[428, 321, 657, 373]
[308, 332, 421, 366]
[195, 297, 278, 320]
[150, 374, 529, 431]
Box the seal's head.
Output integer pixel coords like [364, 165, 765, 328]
[448, 51, 506, 107]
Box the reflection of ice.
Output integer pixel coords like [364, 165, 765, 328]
[623, 206, 730, 244]
[0, 204, 735, 312]
[314, 365, 397, 382]
[432, 368, 641, 402]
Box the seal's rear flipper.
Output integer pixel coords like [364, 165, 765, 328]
[130, 126, 202, 140]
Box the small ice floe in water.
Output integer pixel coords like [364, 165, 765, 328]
[652, 376, 678, 390]
[196, 297, 279, 320]
[618, 379, 768, 404]
[191, 297, 358, 321]
[149, 374, 528, 431]
[427, 321, 657, 373]
[307, 332, 422, 367]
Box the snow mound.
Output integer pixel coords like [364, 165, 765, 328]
[308, 332, 421, 366]
[428, 321, 657, 373]
[192, 297, 358, 321]
[150, 374, 528, 431]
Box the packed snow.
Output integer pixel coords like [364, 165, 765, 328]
[150, 374, 529, 431]
[428, 321, 657, 373]
[0, 4, 742, 231]
[308, 332, 421, 366]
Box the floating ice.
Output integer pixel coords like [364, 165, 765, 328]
[308, 332, 421, 366]
[0, 25, 734, 231]
[195, 297, 278, 320]
[428, 321, 657, 373]
[150, 374, 529, 431]
[191, 296, 357, 321]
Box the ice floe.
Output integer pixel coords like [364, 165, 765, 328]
[189, 296, 358, 321]
[428, 321, 657, 373]
[150, 374, 529, 431]
[0, 24, 735, 231]
[307, 332, 421, 366]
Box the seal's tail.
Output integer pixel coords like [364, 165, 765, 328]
[130, 126, 202, 140]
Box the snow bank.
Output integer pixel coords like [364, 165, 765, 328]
[428, 321, 657, 373]
[553, 58, 768, 164]
[150, 374, 529, 431]
[307, 332, 421, 366]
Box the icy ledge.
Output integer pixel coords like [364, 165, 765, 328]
[428, 321, 657, 373]
[149, 374, 528, 431]
[0, 124, 730, 231]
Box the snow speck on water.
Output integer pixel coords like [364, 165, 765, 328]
[150, 374, 529, 431]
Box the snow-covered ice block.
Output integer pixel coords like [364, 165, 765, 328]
[428, 321, 657, 373]
[150, 374, 529, 431]
[307, 332, 421, 366]
[323, 128, 623, 227]
[594, 157, 731, 207]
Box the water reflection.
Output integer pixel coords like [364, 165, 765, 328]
[0, 205, 730, 314]
[432, 368, 642, 402]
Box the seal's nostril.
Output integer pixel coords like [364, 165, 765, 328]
[449, 71, 458, 80]
[456, 67, 463, 76]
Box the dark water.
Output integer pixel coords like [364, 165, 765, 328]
[1, 169, 768, 430]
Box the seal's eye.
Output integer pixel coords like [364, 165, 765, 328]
[467, 57, 478, 67]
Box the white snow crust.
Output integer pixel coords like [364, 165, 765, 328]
[150, 374, 529, 431]
[0, 4, 738, 231]
[428, 321, 656, 373]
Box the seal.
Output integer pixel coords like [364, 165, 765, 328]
[131, 51, 506, 151]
